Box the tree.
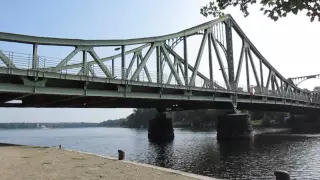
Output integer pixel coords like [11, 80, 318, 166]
[314, 86, 320, 92]
[200, 0, 320, 22]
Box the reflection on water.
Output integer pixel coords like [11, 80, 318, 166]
[1, 127, 320, 179]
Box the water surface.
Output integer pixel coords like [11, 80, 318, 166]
[0, 127, 319, 179]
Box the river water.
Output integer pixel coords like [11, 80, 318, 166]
[0, 127, 319, 179]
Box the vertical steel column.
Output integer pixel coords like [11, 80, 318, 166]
[260, 58, 264, 91]
[121, 45, 125, 79]
[176, 56, 179, 77]
[245, 48, 250, 92]
[156, 46, 161, 83]
[32, 43, 38, 70]
[183, 36, 189, 86]
[208, 32, 214, 88]
[83, 51, 87, 75]
[112, 59, 115, 77]
[136, 54, 140, 81]
[271, 75, 275, 94]
[225, 20, 235, 90]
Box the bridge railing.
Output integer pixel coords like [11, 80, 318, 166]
[0, 50, 229, 89]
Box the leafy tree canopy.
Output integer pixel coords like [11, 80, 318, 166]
[200, 0, 320, 22]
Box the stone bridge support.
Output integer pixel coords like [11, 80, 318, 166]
[217, 113, 253, 141]
[148, 108, 174, 143]
[288, 114, 320, 133]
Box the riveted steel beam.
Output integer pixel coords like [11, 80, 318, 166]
[208, 31, 214, 87]
[160, 45, 183, 85]
[0, 50, 16, 68]
[190, 30, 208, 86]
[131, 44, 155, 81]
[164, 44, 224, 89]
[137, 53, 152, 82]
[126, 53, 137, 79]
[235, 41, 245, 88]
[88, 49, 113, 78]
[54, 48, 80, 71]
[211, 33, 230, 89]
[247, 48, 261, 90]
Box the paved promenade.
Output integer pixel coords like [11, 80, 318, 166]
[0, 145, 218, 180]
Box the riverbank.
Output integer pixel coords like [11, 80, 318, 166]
[0, 144, 217, 180]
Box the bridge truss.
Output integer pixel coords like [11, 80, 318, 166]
[0, 14, 319, 111]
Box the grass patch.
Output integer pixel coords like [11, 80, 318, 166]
[21, 156, 30, 159]
[75, 165, 85, 168]
[71, 157, 86, 161]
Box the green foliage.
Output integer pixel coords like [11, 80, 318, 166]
[98, 118, 126, 127]
[173, 109, 229, 128]
[200, 0, 320, 22]
[126, 108, 157, 128]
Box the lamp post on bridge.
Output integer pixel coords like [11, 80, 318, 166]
[113, 47, 122, 78]
[114, 47, 126, 79]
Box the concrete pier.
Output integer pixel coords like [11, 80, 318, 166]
[217, 113, 253, 141]
[148, 111, 174, 143]
[288, 114, 320, 133]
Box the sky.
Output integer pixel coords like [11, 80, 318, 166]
[0, 0, 320, 123]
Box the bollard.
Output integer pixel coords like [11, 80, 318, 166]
[274, 170, 290, 180]
[118, 150, 125, 160]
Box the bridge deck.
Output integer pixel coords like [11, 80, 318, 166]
[0, 67, 318, 113]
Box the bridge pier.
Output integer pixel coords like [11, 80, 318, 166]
[217, 113, 253, 141]
[288, 114, 320, 133]
[148, 109, 174, 143]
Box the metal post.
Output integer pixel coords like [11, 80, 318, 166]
[136, 54, 140, 81]
[260, 58, 264, 91]
[32, 43, 38, 70]
[208, 32, 214, 88]
[159, 47, 163, 83]
[112, 59, 115, 77]
[176, 57, 179, 77]
[245, 48, 250, 92]
[156, 46, 161, 83]
[183, 36, 189, 86]
[121, 45, 125, 79]
[271, 75, 276, 95]
[225, 20, 234, 90]
[82, 51, 87, 76]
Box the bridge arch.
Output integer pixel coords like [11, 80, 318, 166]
[288, 74, 320, 86]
